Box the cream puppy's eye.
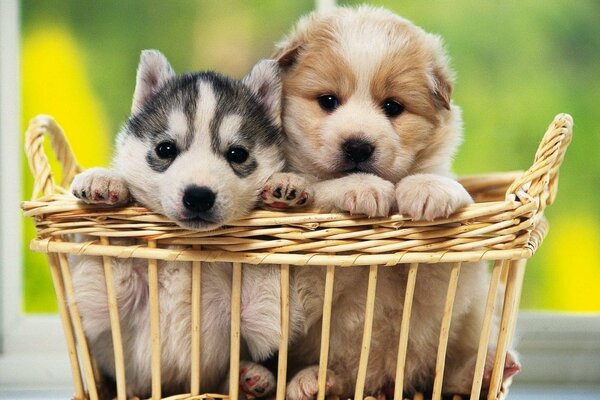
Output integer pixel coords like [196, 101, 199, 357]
[382, 99, 405, 117]
[317, 95, 340, 112]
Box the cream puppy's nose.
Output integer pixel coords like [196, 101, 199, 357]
[342, 139, 374, 163]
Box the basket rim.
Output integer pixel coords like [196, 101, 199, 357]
[22, 113, 572, 266]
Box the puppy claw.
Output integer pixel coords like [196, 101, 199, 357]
[262, 172, 313, 210]
[396, 174, 472, 221]
[71, 167, 130, 206]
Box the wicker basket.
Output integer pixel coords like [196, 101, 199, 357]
[22, 113, 573, 400]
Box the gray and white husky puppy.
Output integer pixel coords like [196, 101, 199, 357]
[69, 50, 304, 398]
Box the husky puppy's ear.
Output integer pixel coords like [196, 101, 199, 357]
[131, 50, 175, 114]
[242, 60, 282, 127]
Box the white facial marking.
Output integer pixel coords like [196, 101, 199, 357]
[194, 81, 218, 140]
[167, 109, 187, 137]
[219, 114, 243, 145]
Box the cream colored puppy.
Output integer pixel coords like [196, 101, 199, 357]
[263, 6, 520, 399]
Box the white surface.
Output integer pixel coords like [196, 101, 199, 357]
[1, 384, 600, 399]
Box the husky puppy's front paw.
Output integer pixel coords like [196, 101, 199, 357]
[239, 361, 276, 398]
[71, 167, 130, 206]
[261, 172, 313, 210]
[396, 174, 473, 221]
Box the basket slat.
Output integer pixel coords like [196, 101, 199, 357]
[354, 264, 379, 400]
[317, 265, 336, 400]
[487, 260, 523, 400]
[229, 263, 243, 400]
[57, 248, 99, 400]
[47, 254, 86, 399]
[148, 240, 162, 399]
[101, 236, 127, 400]
[470, 260, 504, 400]
[431, 263, 461, 400]
[393, 262, 418, 400]
[276, 264, 291, 400]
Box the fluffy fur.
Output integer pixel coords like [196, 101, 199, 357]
[69, 50, 305, 398]
[266, 6, 519, 398]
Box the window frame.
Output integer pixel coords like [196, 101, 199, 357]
[1, 0, 599, 389]
[0, 0, 72, 387]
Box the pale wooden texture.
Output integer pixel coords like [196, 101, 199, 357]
[21, 114, 573, 400]
[431, 262, 461, 400]
[101, 236, 127, 400]
[487, 260, 525, 400]
[24, 115, 82, 199]
[317, 265, 336, 400]
[229, 263, 242, 400]
[148, 240, 162, 399]
[393, 263, 419, 400]
[276, 264, 291, 400]
[354, 264, 379, 400]
[47, 253, 85, 399]
[56, 248, 99, 400]
[470, 260, 505, 400]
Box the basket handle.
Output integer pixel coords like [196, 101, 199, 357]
[506, 113, 573, 211]
[25, 115, 83, 200]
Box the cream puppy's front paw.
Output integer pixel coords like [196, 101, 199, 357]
[318, 174, 395, 217]
[261, 172, 313, 210]
[396, 174, 473, 221]
[71, 167, 130, 206]
[286, 365, 342, 400]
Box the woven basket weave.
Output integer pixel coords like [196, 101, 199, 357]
[22, 113, 573, 400]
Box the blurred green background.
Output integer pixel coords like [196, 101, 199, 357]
[21, 1, 600, 313]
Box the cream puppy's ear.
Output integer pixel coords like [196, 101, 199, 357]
[242, 60, 282, 127]
[427, 35, 454, 110]
[131, 50, 175, 114]
[273, 40, 302, 69]
[432, 66, 453, 110]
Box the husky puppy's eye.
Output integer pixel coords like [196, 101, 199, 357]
[155, 141, 178, 159]
[382, 99, 405, 117]
[226, 146, 249, 164]
[317, 94, 340, 112]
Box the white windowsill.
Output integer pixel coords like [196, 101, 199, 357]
[1, 384, 600, 399]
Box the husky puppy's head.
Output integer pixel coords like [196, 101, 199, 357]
[114, 50, 284, 230]
[274, 6, 462, 182]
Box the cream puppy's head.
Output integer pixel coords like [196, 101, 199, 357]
[274, 6, 462, 182]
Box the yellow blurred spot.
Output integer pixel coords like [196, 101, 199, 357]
[21, 24, 110, 173]
[543, 216, 600, 311]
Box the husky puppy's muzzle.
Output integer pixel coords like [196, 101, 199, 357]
[180, 185, 218, 225]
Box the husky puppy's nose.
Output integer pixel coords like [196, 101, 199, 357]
[342, 139, 374, 163]
[182, 186, 216, 213]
